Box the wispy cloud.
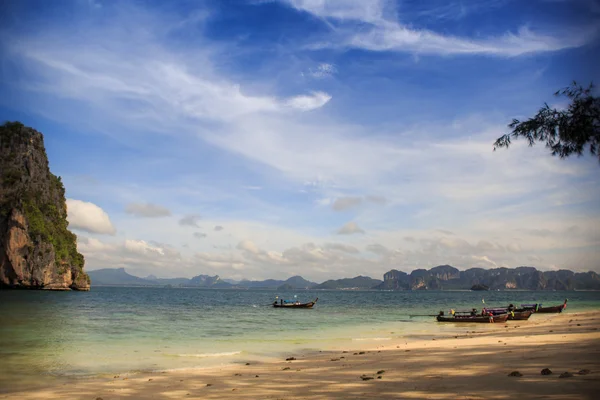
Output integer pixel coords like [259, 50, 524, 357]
[332, 196, 363, 211]
[125, 203, 171, 218]
[410, 0, 511, 22]
[330, 195, 387, 211]
[179, 214, 202, 227]
[337, 221, 365, 235]
[285, 91, 332, 111]
[308, 63, 337, 78]
[281, 0, 597, 56]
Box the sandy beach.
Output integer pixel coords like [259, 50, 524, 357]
[1, 311, 598, 400]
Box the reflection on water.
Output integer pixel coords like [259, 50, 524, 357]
[1, 287, 598, 391]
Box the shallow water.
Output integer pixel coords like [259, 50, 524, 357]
[1, 287, 598, 391]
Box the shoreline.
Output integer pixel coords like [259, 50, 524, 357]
[2, 311, 599, 399]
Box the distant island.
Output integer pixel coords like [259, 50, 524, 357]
[88, 264, 600, 291]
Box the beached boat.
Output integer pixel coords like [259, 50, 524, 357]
[520, 299, 568, 313]
[436, 311, 509, 323]
[273, 298, 318, 308]
[483, 307, 533, 320]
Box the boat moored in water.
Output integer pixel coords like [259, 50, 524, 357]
[483, 307, 533, 320]
[520, 299, 568, 313]
[273, 298, 318, 308]
[436, 310, 509, 323]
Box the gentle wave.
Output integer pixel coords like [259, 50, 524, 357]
[166, 351, 242, 358]
[352, 337, 391, 341]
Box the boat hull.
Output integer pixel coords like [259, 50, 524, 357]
[437, 314, 509, 323]
[509, 310, 533, 320]
[521, 299, 568, 314]
[536, 305, 565, 313]
[484, 308, 533, 320]
[273, 298, 318, 309]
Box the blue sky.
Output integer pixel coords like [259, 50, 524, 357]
[1, 0, 599, 280]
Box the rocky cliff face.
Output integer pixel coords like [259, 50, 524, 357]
[0, 122, 90, 290]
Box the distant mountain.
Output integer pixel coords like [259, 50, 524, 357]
[188, 274, 231, 288]
[88, 266, 600, 291]
[282, 275, 317, 289]
[277, 283, 295, 291]
[88, 270, 233, 288]
[275, 276, 318, 290]
[313, 276, 382, 290]
[236, 279, 284, 289]
[87, 269, 316, 289]
[376, 265, 600, 291]
[88, 268, 153, 286]
[151, 277, 193, 286]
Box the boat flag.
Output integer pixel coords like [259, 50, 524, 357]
[482, 298, 485, 304]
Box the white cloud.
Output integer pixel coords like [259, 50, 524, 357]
[66, 199, 116, 235]
[309, 63, 337, 78]
[214, 225, 224, 231]
[179, 214, 201, 227]
[286, 91, 332, 111]
[124, 239, 165, 256]
[193, 232, 207, 239]
[332, 196, 363, 211]
[330, 195, 387, 211]
[323, 242, 360, 253]
[282, 0, 597, 56]
[284, 0, 387, 22]
[237, 239, 260, 254]
[125, 203, 171, 218]
[337, 221, 365, 235]
[365, 243, 391, 255]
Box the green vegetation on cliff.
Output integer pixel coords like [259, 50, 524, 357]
[1, 121, 85, 273]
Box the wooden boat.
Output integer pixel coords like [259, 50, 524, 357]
[483, 307, 533, 320]
[273, 298, 318, 308]
[520, 299, 567, 314]
[436, 311, 509, 323]
[508, 310, 533, 320]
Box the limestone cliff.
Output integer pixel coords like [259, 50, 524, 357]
[378, 265, 600, 291]
[0, 121, 90, 290]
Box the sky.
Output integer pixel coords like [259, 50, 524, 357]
[1, 0, 599, 281]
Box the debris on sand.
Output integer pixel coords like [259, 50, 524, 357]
[578, 369, 591, 375]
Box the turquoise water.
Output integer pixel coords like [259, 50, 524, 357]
[1, 287, 599, 391]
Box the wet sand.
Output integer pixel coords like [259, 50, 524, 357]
[1, 311, 599, 399]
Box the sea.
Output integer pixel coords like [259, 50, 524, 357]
[1, 287, 599, 392]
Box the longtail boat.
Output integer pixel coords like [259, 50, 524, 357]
[273, 298, 318, 308]
[520, 299, 568, 314]
[483, 307, 533, 320]
[436, 311, 509, 323]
